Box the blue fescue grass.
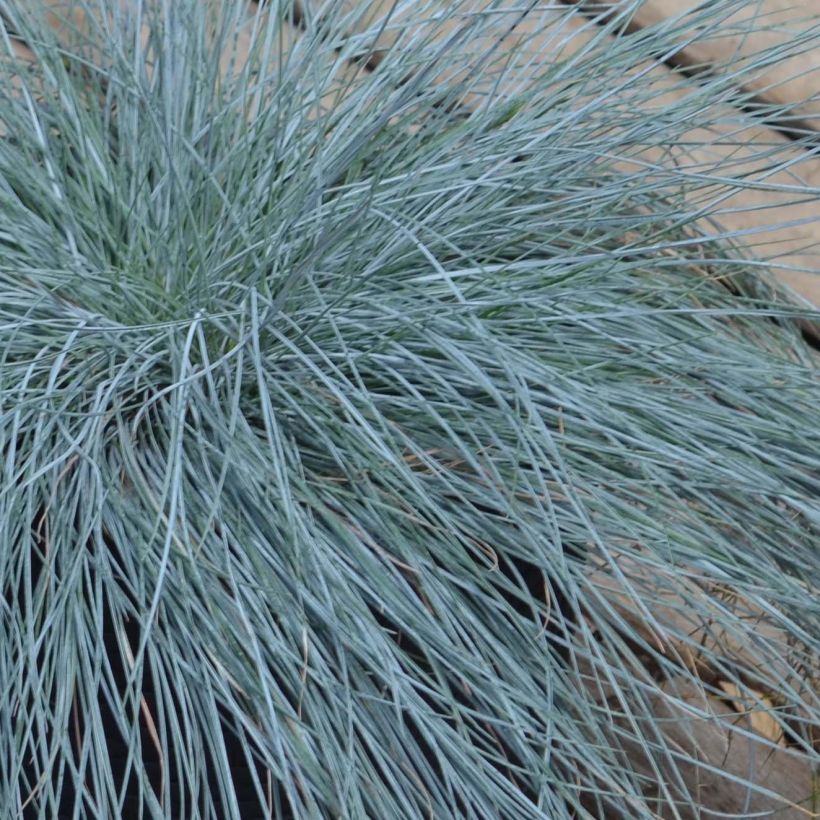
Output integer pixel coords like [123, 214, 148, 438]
[0, 1, 817, 817]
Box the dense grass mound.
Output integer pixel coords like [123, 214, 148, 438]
[0, 1, 817, 817]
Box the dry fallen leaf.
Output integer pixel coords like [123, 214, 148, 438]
[718, 681, 787, 747]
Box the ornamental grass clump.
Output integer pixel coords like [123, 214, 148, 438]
[0, 1, 818, 817]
